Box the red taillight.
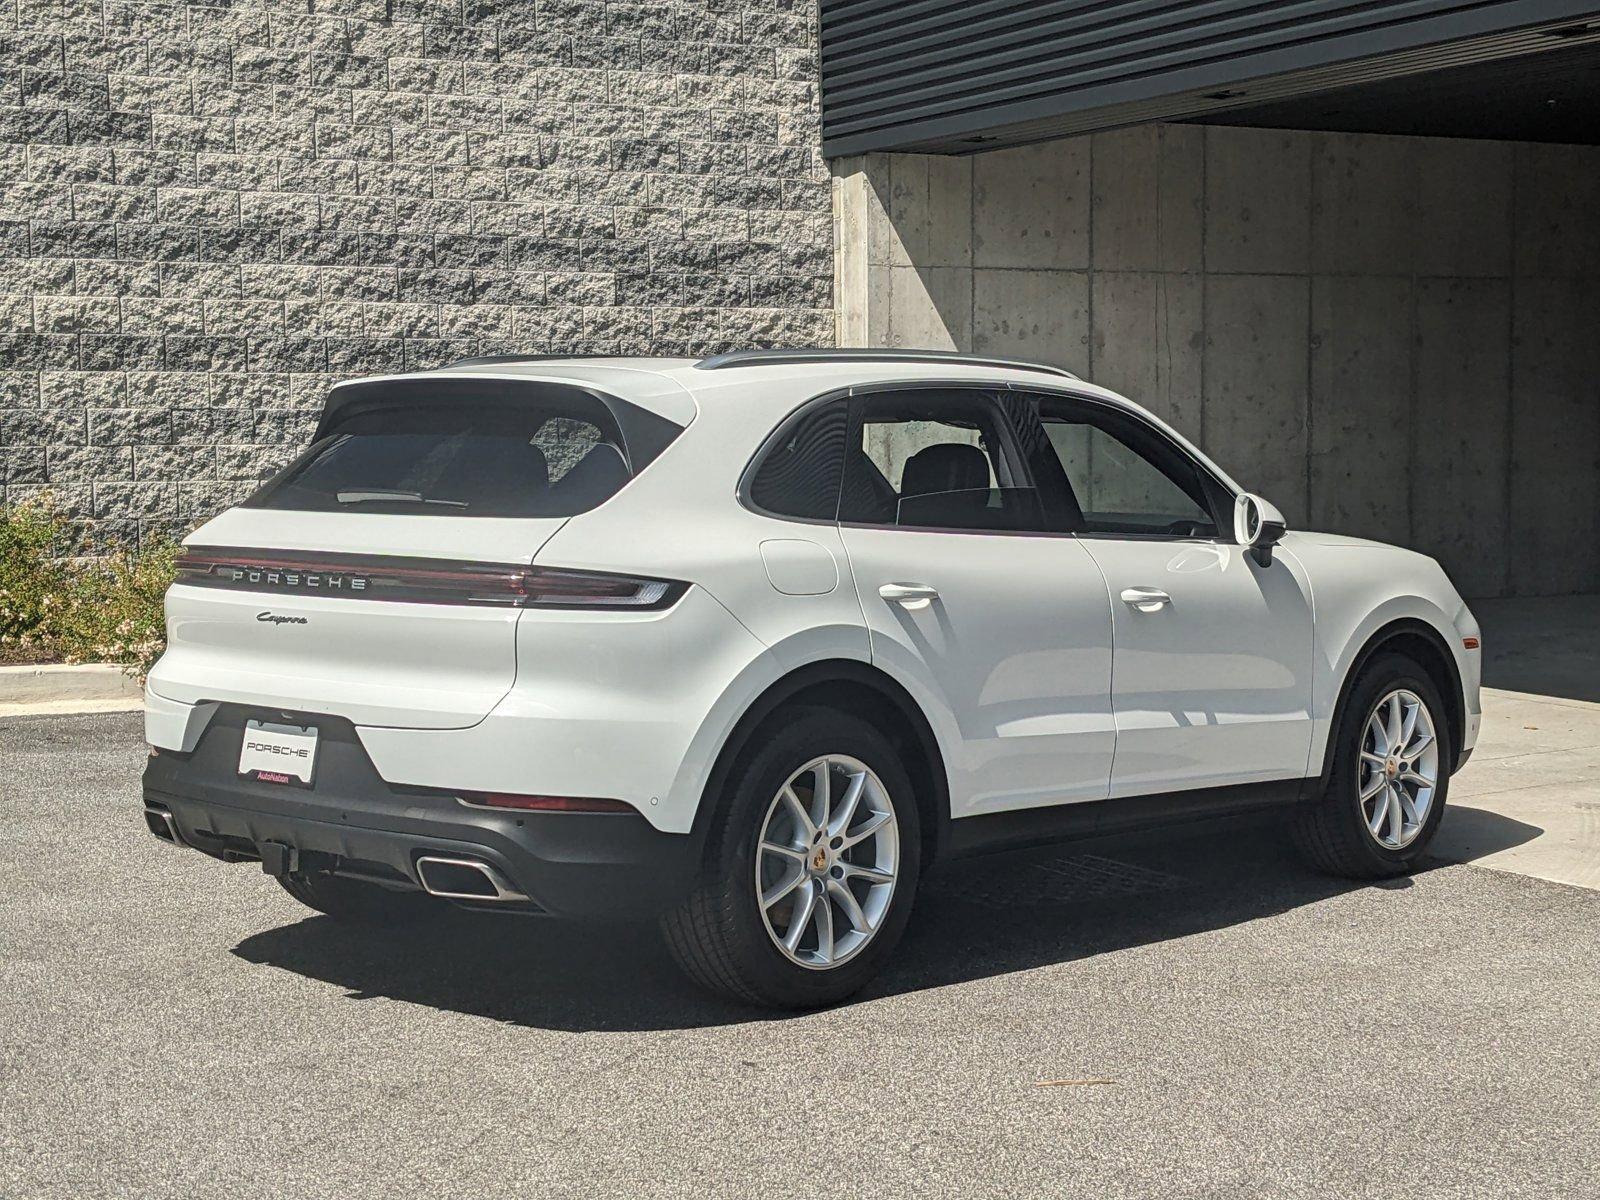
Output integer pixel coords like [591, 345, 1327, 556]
[173, 548, 685, 610]
[458, 792, 635, 813]
[513, 567, 681, 609]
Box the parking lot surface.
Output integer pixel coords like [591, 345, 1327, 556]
[4, 710, 1597, 1199]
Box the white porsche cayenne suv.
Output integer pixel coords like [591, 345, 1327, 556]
[142, 349, 1482, 1008]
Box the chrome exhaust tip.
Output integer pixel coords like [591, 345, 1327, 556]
[144, 804, 184, 846]
[414, 855, 528, 903]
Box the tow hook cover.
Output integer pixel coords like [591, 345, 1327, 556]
[258, 841, 299, 878]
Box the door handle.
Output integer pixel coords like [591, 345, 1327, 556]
[1120, 586, 1171, 613]
[879, 582, 939, 608]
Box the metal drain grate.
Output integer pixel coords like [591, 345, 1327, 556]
[945, 853, 1190, 909]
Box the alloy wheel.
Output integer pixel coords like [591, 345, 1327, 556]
[1359, 688, 1440, 850]
[755, 754, 900, 970]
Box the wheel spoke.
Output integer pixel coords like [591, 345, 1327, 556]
[762, 865, 806, 910]
[827, 878, 871, 933]
[809, 762, 831, 830]
[1361, 750, 1388, 767]
[1360, 772, 1387, 800]
[1400, 769, 1433, 790]
[1396, 786, 1420, 827]
[840, 810, 890, 850]
[783, 880, 818, 952]
[1385, 695, 1403, 759]
[813, 890, 835, 962]
[841, 862, 894, 886]
[1367, 788, 1390, 836]
[1402, 730, 1434, 760]
[1385, 784, 1404, 844]
[826, 771, 866, 839]
[1367, 713, 1390, 756]
[1398, 699, 1420, 755]
[761, 840, 806, 862]
[780, 786, 816, 840]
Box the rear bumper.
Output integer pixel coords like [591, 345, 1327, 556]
[141, 706, 701, 920]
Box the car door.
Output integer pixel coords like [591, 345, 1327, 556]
[1031, 392, 1315, 798]
[836, 386, 1116, 817]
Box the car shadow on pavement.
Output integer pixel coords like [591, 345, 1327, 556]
[231, 810, 1542, 1033]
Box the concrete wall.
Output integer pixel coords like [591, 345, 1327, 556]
[0, 0, 830, 546]
[833, 126, 1600, 598]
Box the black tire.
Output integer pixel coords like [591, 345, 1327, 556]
[277, 871, 445, 926]
[661, 707, 922, 1009]
[1293, 651, 1454, 879]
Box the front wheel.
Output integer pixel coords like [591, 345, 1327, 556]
[662, 708, 921, 1008]
[1293, 652, 1453, 878]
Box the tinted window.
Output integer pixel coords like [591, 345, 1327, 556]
[1038, 403, 1218, 537]
[748, 400, 848, 520]
[247, 404, 632, 518]
[840, 390, 1048, 532]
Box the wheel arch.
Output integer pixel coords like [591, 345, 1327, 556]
[1316, 617, 1467, 791]
[688, 659, 952, 870]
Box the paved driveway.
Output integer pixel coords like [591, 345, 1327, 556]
[3, 710, 1597, 1199]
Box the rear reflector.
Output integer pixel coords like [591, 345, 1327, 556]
[458, 792, 635, 813]
[1463, 636, 1481, 650]
[173, 547, 685, 611]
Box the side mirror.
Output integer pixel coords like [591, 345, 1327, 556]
[1234, 493, 1287, 567]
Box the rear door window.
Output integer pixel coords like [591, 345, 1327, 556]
[248, 404, 638, 518]
[840, 390, 1058, 533]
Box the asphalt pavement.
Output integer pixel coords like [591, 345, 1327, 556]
[3, 711, 1596, 1198]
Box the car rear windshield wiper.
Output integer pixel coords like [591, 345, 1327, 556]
[335, 489, 469, 508]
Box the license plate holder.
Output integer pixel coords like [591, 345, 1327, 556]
[238, 720, 318, 787]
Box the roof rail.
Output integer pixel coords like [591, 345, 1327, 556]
[436, 353, 625, 370]
[694, 348, 1078, 379]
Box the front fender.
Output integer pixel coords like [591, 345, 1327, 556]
[1287, 541, 1479, 775]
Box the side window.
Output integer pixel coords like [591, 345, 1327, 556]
[1038, 401, 1219, 537]
[748, 399, 848, 520]
[839, 390, 1048, 533]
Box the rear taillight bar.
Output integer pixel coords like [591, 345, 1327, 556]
[173, 548, 686, 611]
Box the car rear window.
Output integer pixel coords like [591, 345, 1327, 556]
[247, 402, 649, 518]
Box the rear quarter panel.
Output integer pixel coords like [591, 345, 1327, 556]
[511, 388, 879, 832]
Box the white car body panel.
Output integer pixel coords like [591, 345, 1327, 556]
[1281, 532, 1482, 770]
[149, 582, 524, 729]
[839, 525, 1116, 813]
[355, 587, 774, 835]
[1077, 536, 1315, 796]
[144, 355, 1481, 841]
[147, 510, 574, 730]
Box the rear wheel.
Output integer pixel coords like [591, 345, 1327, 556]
[1293, 652, 1453, 878]
[662, 708, 921, 1008]
[277, 871, 445, 926]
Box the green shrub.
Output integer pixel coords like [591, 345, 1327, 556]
[0, 494, 70, 663]
[0, 493, 177, 676]
[50, 540, 178, 676]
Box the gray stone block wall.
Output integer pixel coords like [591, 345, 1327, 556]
[0, 0, 831, 545]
